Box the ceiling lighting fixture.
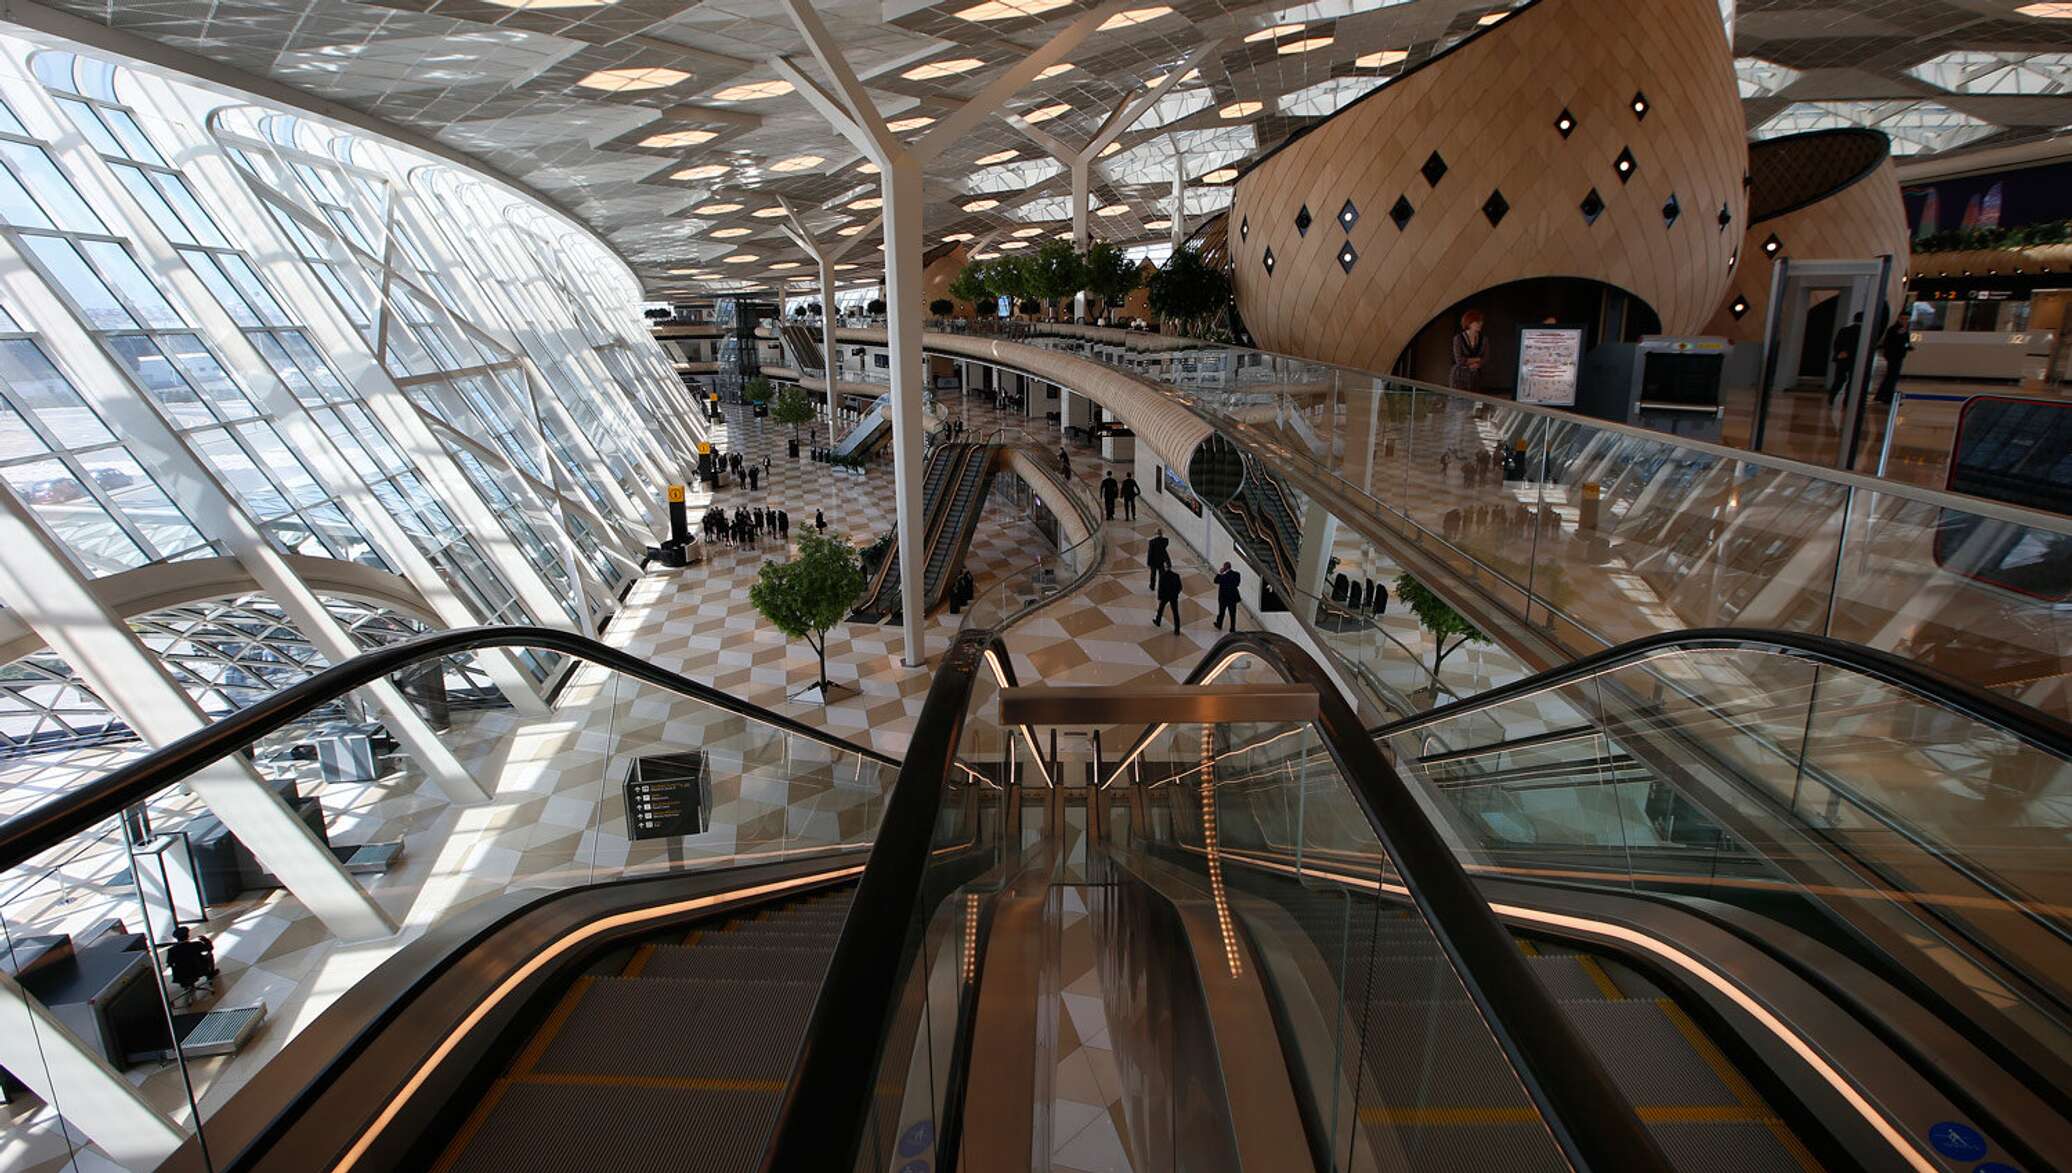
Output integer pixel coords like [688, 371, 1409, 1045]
[712, 227, 753, 237]
[905, 57, 987, 80]
[673, 164, 730, 180]
[1356, 49, 1408, 67]
[956, 0, 1072, 21]
[944, 232, 975, 242]
[1478, 10, 1509, 25]
[1098, 142, 1122, 157]
[639, 129, 717, 148]
[1145, 218, 1172, 229]
[1204, 167, 1238, 182]
[577, 67, 690, 93]
[1099, 7, 1172, 31]
[711, 79, 794, 101]
[1219, 101, 1262, 118]
[694, 202, 743, 214]
[1244, 23, 1304, 42]
[1022, 103, 1072, 123]
[752, 206, 788, 218]
[850, 196, 883, 210]
[886, 115, 937, 131]
[2016, 2, 2072, 15]
[998, 241, 1029, 249]
[1096, 205, 1129, 217]
[855, 161, 880, 174]
[1144, 68, 1201, 87]
[485, 0, 618, 9]
[1012, 226, 1046, 237]
[722, 254, 759, 263]
[1278, 36, 1334, 54]
[1037, 63, 1078, 79]
[976, 149, 1019, 165]
[835, 263, 859, 270]
[964, 198, 1000, 211]
[838, 225, 867, 236]
[769, 154, 825, 172]
[770, 262, 801, 270]
[666, 267, 698, 275]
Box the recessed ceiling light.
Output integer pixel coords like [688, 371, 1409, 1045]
[1099, 7, 1172, 31]
[835, 262, 859, 270]
[577, 67, 690, 93]
[769, 154, 824, 172]
[1144, 69, 1200, 87]
[1055, 230, 1074, 239]
[886, 115, 937, 131]
[976, 149, 1019, 165]
[973, 252, 998, 259]
[1037, 63, 1078, 79]
[964, 198, 1000, 211]
[673, 164, 730, 180]
[752, 206, 788, 218]
[1478, 10, 1508, 25]
[2017, 1, 2072, 14]
[956, 0, 1071, 21]
[1219, 101, 1262, 118]
[1245, 23, 1304, 42]
[666, 267, 698, 274]
[855, 161, 880, 174]
[1355, 49, 1408, 68]
[998, 241, 1029, 249]
[943, 232, 975, 242]
[850, 196, 883, 210]
[1145, 218, 1172, 229]
[1022, 103, 1071, 123]
[1096, 204, 1129, 216]
[904, 58, 986, 80]
[769, 261, 801, 270]
[711, 79, 794, 101]
[712, 227, 753, 238]
[640, 129, 717, 148]
[1204, 167, 1238, 182]
[694, 202, 743, 214]
[1012, 226, 1046, 237]
[1279, 36, 1333, 54]
[838, 225, 868, 236]
[1098, 142, 1122, 157]
[722, 254, 759, 263]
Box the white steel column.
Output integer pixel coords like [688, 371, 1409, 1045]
[0, 490, 396, 940]
[775, 0, 1126, 664]
[1170, 137, 1189, 251]
[779, 200, 880, 451]
[0, 972, 183, 1167]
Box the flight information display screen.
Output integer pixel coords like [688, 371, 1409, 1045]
[1935, 396, 2071, 602]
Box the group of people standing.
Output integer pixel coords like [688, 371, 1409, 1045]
[1144, 528, 1243, 635]
[703, 503, 790, 549]
[705, 448, 773, 491]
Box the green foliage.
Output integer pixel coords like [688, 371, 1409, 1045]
[749, 530, 866, 688]
[743, 376, 773, 405]
[929, 297, 955, 317]
[772, 383, 816, 438]
[948, 260, 992, 305]
[1394, 574, 1489, 680]
[1147, 246, 1233, 332]
[1027, 239, 1087, 316]
[1913, 219, 2072, 254]
[1081, 241, 1142, 309]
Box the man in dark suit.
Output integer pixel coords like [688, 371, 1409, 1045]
[1213, 562, 1242, 631]
[1100, 473, 1118, 520]
[1120, 475, 1139, 520]
[1830, 312, 1864, 399]
[1146, 529, 1170, 592]
[1154, 566, 1183, 634]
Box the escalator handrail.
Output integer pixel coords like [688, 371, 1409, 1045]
[759, 627, 1010, 1172]
[1158, 630, 1672, 1172]
[0, 624, 899, 875]
[1367, 626, 2072, 757]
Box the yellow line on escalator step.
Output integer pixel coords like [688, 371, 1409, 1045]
[510, 976, 594, 1078]
[1578, 954, 1624, 1000]
[514, 1072, 788, 1093]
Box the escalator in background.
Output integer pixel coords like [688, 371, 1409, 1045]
[775, 322, 826, 378]
[853, 443, 1001, 622]
[831, 391, 894, 461]
[852, 441, 966, 621]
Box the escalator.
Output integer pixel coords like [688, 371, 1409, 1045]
[852, 442, 999, 622]
[775, 322, 826, 377]
[831, 392, 893, 461]
[10, 627, 2068, 1172]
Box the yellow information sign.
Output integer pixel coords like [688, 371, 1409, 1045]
[667, 484, 685, 503]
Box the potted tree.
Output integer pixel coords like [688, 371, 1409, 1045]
[1395, 574, 1489, 705]
[1146, 245, 1233, 338]
[1081, 241, 1142, 326]
[928, 297, 955, 321]
[948, 259, 992, 316]
[750, 530, 867, 704]
[744, 375, 773, 418]
[1028, 239, 1087, 321]
[773, 383, 815, 458]
[865, 297, 887, 319]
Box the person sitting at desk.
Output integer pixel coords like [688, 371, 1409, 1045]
[165, 926, 217, 1001]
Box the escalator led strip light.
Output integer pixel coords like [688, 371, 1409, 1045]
[333, 864, 868, 1173]
[1210, 848, 1937, 1173]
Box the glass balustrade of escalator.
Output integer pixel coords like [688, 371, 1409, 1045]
[0, 629, 899, 1173]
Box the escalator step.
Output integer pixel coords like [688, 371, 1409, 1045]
[438, 1081, 781, 1173]
[1524, 954, 1624, 1001]
[1553, 1000, 1741, 1107]
[640, 944, 836, 982]
[531, 976, 819, 1081]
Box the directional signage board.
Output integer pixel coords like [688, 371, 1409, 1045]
[622, 751, 710, 841]
[1516, 327, 1584, 407]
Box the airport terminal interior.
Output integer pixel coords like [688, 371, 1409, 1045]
[0, 0, 2068, 1169]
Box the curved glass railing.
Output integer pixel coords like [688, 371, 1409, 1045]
[957, 442, 1108, 633]
[1356, 628, 2072, 1098]
[974, 322, 2072, 723]
[0, 627, 902, 1173]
